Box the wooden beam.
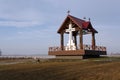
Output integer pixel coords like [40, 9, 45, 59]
[79, 29, 83, 49]
[60, 33, 64, 50]
[92, 32, 96, 50]
[74, 35, 77, 49]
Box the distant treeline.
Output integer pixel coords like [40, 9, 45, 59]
[0, 56, 55, 60]
[0, 56, 32, 60]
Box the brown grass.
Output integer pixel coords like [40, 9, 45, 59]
[0, 58, 120, 80]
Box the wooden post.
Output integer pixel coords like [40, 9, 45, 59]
[60, 33, 64, 50]
[74, 35, 77, 49]
[79, 29, 83, 49]
[92, 32, 96, 50]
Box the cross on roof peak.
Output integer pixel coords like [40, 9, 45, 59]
[67, 10, 70, 15]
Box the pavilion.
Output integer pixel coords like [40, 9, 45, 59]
[48, 14, 107, 59]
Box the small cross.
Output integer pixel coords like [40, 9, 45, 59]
[67, 10, 70, 15]
[89, 18, 91, 21]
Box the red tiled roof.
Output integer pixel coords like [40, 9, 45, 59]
[68, 15, 85, 28]
[57, 15, 98, 33]
[82, 22, 89, 29]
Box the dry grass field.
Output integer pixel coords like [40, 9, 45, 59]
[0, 57, 120, 80]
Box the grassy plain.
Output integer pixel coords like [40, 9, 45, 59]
[0, 57, 120, 80]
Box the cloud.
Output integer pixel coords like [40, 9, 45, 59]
[0, 0, 67, 28]
[0, 7, 46, 27]
[3, 24, 58, 41]
[0, 20, 43, 27]
[0, 0, 48, 28]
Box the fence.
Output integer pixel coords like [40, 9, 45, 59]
[49, 44, 106, 52]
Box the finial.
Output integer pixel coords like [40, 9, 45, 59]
[89, 18, 91, 21]
[83, 17, 86, 20]
[67, 10, 70, 15]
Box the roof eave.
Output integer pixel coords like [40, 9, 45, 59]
[57, 15, 70, 34]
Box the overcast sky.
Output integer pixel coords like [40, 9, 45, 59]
[0, 0, 120, 55]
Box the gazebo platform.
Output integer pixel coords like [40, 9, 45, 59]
[48, 45, 107, 59]
[48, 14, 107, 59]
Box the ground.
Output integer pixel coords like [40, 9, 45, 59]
[0, 57, 120, 80]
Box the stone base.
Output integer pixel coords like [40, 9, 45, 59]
[56, 55, 101, 59]
[49, 50, 107, 59]
[56, 55, 83, 59]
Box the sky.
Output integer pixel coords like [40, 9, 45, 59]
[0, 0, 120, 55]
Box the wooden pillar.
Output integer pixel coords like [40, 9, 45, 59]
[92, 32, 96, 50]
[79, 29, 83, 49]
[74, 35, 77, 49]
[60, 33, 64, 50]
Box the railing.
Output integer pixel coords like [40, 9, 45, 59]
[49, 47, 62, 52]
[83, 45, 106, 51]
[49, 44, 106, 52]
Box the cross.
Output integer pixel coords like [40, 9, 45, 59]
[66, 23, 75, 43]
[67, 10, 70, 15]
